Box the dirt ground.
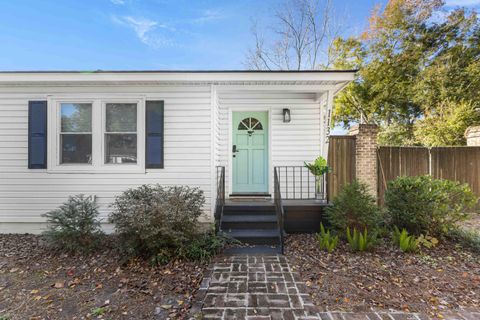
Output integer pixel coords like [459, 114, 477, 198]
[284, 234, 480, 319]
[0, 234, 207, 320]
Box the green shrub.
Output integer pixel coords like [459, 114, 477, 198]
[315, 223, 338, 253]
[392, 227, 419, 253]
[42, 194, 104, 253]
[385, 175, 477, 235]
[109, 185, 208, 263]
[346, 227, 376, 252]
[326, 180, 383, 232]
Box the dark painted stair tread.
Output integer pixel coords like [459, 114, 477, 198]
[223, 205, 275, 213]
[223, 210, 276, 216]
[223, 246, 281, 255]
[222, 215, 277, 223]
[224, 229, 280, 238]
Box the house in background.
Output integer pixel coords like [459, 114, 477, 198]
[0, 70, 355, 250]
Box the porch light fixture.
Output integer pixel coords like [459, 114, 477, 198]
[283, 108, 291, 123]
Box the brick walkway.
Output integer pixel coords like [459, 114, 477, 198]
[191, 255, 436, 320]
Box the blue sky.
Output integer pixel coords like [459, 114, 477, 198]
[0, 0, 478, 71]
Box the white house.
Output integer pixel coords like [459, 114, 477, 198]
[0, 70, 355, 234]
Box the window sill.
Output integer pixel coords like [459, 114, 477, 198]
[46, 166, 146, 174]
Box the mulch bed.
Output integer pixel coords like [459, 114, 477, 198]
[0, 234, 207, 320]
[284, 234, 480, 318]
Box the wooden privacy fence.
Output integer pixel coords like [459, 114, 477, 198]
[327, 139, 480, 208]
[327, 136, 356, 200]
[378, 146, 480, 208]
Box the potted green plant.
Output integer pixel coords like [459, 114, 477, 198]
[304, 156, 331, 201]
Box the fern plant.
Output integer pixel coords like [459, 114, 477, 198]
[346, 227, 376, 252]
[315, 223, 338, 253]
[392, 227, 419, 253]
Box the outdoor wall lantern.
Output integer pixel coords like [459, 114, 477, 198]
[283, 108, 291, 123]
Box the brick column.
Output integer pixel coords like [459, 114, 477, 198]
[465, 126, 480, 146]
[349, 124, 378, 198]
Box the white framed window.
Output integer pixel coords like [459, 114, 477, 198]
[104, 102, 138, 165]
[47, 95, 145, 173]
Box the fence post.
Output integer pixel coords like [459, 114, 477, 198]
[348, 124, 379, 198]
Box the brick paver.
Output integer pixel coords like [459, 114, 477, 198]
[192, 255, 479, 320]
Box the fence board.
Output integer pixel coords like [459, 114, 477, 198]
[377, 147, 430, 204]
[431, 147, 480, 209]
[327, 136, 356, 200]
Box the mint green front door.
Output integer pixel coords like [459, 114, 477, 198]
[232, 111, 268, 193]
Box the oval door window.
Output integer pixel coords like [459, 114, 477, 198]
[238, 117, 263, 135]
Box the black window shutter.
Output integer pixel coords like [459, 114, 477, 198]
[145, 101, 164, 168]
[28, 101, 48, 169]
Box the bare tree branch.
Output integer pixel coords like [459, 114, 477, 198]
[244, 0, 339, 70]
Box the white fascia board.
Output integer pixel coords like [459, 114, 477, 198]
[0, 71, 356, 84]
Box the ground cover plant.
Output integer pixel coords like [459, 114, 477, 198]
[392, 227, 419, 253]
[315, 223, 338, 253]
[346, 227, 376, 252]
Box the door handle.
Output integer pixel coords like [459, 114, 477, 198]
[232, 145, 238, 157]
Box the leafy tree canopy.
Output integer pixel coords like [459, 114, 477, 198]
[331, 0, 480, 146]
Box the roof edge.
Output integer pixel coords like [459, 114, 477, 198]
[0, 69, 358, 74]
[0, 70, 357, 84]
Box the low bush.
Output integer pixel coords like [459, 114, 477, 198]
[385, 175, 477, 235]
[346, 227, 376, 252]
[109, 184, 226, 263]
[42, 194, 104, 253]
[326, 180, 383, 232]
[392, 227, 419, 253]
[315, 223, 338, 253]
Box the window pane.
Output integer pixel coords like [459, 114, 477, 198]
[61, 103, 92, 132]
[61, 134, 92, 164]
[105, 134, 137, 164]
[106, 103, 137, 132]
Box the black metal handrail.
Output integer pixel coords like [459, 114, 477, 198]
[274, 167, 285, 254]
[214, 166, 225, 232]
[274, 166, 326, 200]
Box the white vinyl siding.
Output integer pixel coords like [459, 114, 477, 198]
[0, 76, 345, 234]
[0, 85, 213, 233]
